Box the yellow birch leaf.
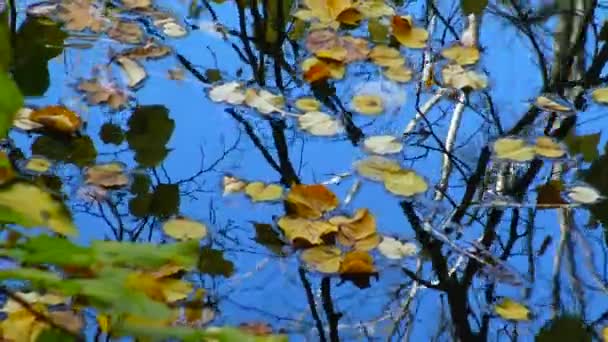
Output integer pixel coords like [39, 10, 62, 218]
[383, 65, 413, 83]
[391, 15, 428, 49]
[354, 156, 402, 181]
[592, 88, 608, 104]
[351, 95, 384, 115]
[300, 246, 343, 273]
[441, 44, 480, 65]
[494, 298, 530, 321]
[383, 170, 428, 197]
[535, 136, 565, 158]
[163, 218, 208, 241]
[285, 184, 339, 219]
[245, 182, 284, 202]
[277, 217, 338, 246]
[493, 138, 535, 162]
[295, 97, 322, 112]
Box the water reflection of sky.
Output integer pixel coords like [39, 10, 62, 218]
[11, 0, 608, 340]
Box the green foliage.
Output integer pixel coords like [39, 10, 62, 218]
[535, 315, 592, 342]
[565, 132, 600, 162]
[0, 73, 23, 138]
[31, 135, 97, 167]
[12, 18, 67, 96]
[127, 105, 175, 167]
[99, 122, 125, 145]
[461, 0, 488, 14]
[198, 247, 235, 277]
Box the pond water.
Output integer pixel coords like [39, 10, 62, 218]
[4, 0, 608, 341]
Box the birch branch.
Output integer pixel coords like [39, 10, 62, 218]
[403, 90, 446, 135]
[434, 92, 466, 200]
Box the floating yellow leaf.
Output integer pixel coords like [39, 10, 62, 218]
[592, 88, 608, 104]
[286, 184, 339, 219]
[330, 208, 379, 250]
[223, 175, 247, 195]
[296, 0, 359, 27]
[245, 89, 286, 115]
[535, 137, 565, 158]
[298, 111, 342, 136]
[245, 182, 284, 202]
[277, 217, 338, 246]
[209, 81, 246, 105]
[377, 236, 418, 259]
[369, 45, 404, 67]
[391, 15, 428, 49]
[363, 135, 403, 155]
[336, 7, 362, 25]
[315, 46, 348, 62]
[0, 307, 48, 342]
[493, 138, 535, 162]
[354, 156, 402, 181]
[535, 95, 573, 112]
[0, 182, 77, 236]
[300, 246, 343, 273]
[295, 97, 322, 112]
[163, 218, 208, 241]
[302, 57, 345, 82]
[494, 298, 530, 321]
[126, 272, 193, 303]
[356, 1, 395, 18]
[442, 64, 487, 90]
[29, 105, 82, 135]
[85, 162, 129, 188]
[602, 326, 608, 341]
[116, 56, 147, 88]
[441, 44, 480, 65]
[25, 157, 53, 173]
[567, 185, 604, 204]
[384, 170, 428, 197]
[383, 65, 413, 83]
[351, 95, 384, 115]
[339, 250, 375, 274]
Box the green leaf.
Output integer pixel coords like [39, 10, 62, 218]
[0, 182, 77, 236]
[93, 240, 199, 269]
[0, 267, 64, 287]
[461, 0, 488, 14]
[535, 315, 592, 342]
[127, 105, 174, 167]
[253, 222, 286, 255]
[17, 235, 95, 267]
[36, 328, 77, 342]
[99, 123, 124, 145]
[32, 135, 97, 167]
[0, 11, 11, 72]
[12, 18, 67, 96]
[0, 73, 23, 138]
[70, 269, 173, 320]
[198, 247, 235, 277]
[368, 19, 389, 43]
[565, 133, 601, 162]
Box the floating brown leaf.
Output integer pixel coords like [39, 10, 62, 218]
[277, 217, 338, 247]
[285, 184, 339, 219]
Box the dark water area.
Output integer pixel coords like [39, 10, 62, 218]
[2, 0, 608, 341]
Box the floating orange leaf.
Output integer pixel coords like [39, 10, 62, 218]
[329, 209, 379, 250]
[339, 250, 376, 274]
[29, 105, 82, 134]
[285, 184, 339, 219]
[391, 15, 428, 49]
